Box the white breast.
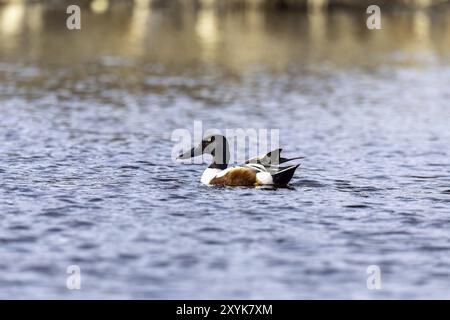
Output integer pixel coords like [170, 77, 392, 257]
[200, 168, 222, 185]
[256, 171, 273, 185]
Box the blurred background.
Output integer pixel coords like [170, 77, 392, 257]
[1, 0, 450, 69]
[1, 0, 450, 299]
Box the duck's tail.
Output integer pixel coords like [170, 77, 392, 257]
[271, 164, 300, 186]
[279, 156, 305, 164]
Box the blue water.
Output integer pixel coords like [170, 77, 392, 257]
[1, 5, 450, 299]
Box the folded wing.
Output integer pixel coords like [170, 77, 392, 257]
[245, 163, 300, 186]
[244, 149, 304, 166]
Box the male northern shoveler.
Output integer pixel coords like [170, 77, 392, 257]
[177, 134, 302, 187]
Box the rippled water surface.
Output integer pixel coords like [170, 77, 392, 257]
[1, 3, 450, 299]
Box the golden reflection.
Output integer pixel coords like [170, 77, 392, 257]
[247, 8, 264, 30]
[26, 3, 43, 32]
[91, 0, 109, 14]
[127, 0, 151, 55]
[412, 10, 431, 42]
[1, 1, 449, 69]
[0, 2, 25, 36]
[308, 9, 327, 44]
[415, 0, 433, 8]
[327, 12, 360, 58]
[392, 10, 433, 63]
[307, 0, 328, 12]
[195, 8, 219, 61]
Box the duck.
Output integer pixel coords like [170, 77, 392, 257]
[177, 134, 302, 187]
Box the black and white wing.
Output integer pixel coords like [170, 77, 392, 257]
[244, 149, 304, 166]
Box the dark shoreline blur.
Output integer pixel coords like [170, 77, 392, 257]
[1, 0, 450, 72]
[1, 0, 450, 11]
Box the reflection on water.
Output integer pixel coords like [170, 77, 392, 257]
[1, 2, 450, 68]
[1, 2, 450, 299]
[90, 0, 109, 14]
[196, 8, 219, 62]
[128, 0, 151, 55]
[0, 2, 25, 36]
